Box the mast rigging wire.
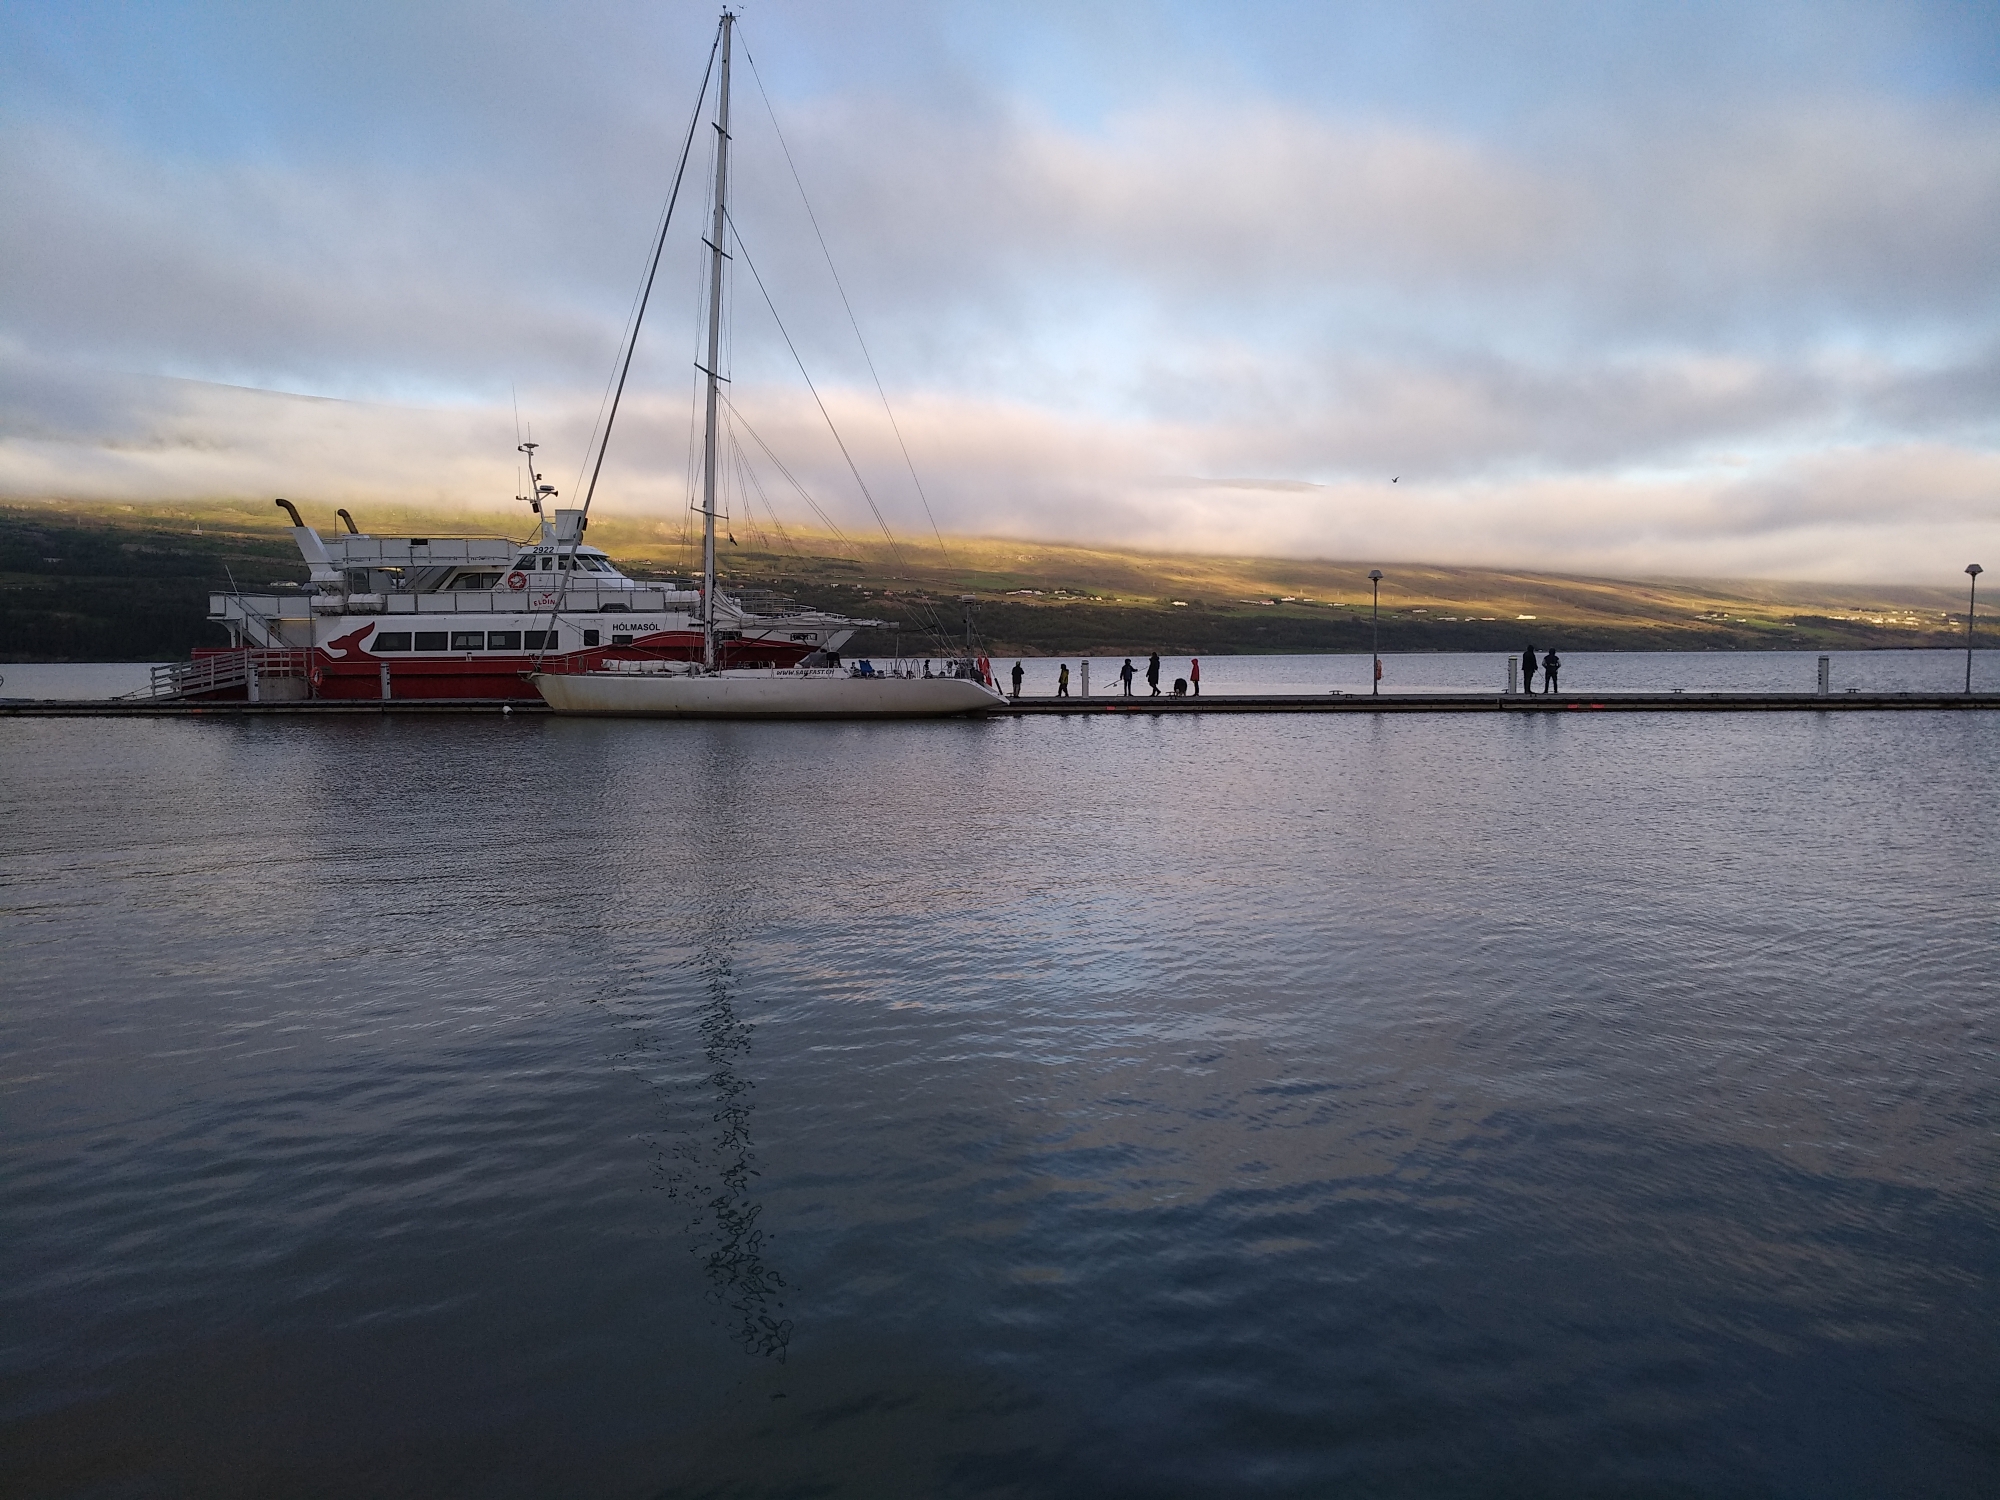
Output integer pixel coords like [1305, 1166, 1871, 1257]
[576, 27, 721, 521]
[530, 20, 718, 669]
[720, 392, 854, 547]
[726, 215, 907, 571]
[724, 218, 961, 652]
[740, 37, 952, 569]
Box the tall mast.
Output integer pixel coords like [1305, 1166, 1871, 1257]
[698, 11, 734, 671]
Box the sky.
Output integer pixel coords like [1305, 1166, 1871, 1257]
[2, 0, 1997, 581]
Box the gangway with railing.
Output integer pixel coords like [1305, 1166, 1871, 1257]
[143, 650, 314, 702]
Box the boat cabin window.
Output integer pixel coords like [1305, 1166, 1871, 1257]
[582, 629, 600, 647]
[448, 572, 501, 591]
[414, 631, 448, 651]
[514, 556, 537, 570]
[449, 631, 483, 651]
[524, 631, 559, 650]
[373, 632, 412, 652]
[539, 557, 555, 570]
[486, 631, 522, 650]
[611, 633, 633, 645]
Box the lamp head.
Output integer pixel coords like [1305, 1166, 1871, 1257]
[1969, 563, 1984, 578]
[1368, 569, 1383, 582]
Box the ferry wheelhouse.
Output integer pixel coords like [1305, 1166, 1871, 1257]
[162, 500, 871, 702]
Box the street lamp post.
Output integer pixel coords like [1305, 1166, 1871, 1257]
[1967, 563, 1984, 694]
[1369, 569, 1383, 696]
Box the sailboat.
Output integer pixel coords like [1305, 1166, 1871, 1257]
[532, 11, 1004, 720]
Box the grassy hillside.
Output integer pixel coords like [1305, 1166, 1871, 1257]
[0, 497, 1977, 661]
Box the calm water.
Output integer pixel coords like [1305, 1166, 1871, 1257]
[3, 698, 1997, 1497]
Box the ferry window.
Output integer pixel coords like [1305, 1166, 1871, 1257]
[450, 572, 501, 591]
[582, 629, 601, 647]
[611, 633, 634, 646]
[539, 557, 554, 570]
[373, 632, 412, 652]
[514, 556, 537, 570]
[414, 631, 448, 651]
[450, 631, 484, 651]
[524, 631, 558, 650]
[346, 569, 371, 591]
[486, 630, 522, 650]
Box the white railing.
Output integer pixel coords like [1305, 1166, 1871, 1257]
[149, 649, 313, 700]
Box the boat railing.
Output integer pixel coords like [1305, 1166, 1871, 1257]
[292, 589, 697, 615]
[147, 649, 314, 700]
[726, 588, 801, 617]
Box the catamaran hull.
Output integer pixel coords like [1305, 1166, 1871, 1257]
[531, 671, 1004, 719]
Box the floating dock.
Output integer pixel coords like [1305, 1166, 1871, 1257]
[3, 691, 1995, 718]
[997, 691, 2000, 715]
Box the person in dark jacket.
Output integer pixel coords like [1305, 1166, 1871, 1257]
[1542, 650, 1562, 693]
[1119, 658, 1137, 695]
[1521, 646, 1538, 694]
[1146, 652, 1162, 696]
[1010, 661, 1024, 698]
[1056, 663, 1070, 697]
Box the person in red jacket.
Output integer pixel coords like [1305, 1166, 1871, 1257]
[1190, 658, 1201, 697]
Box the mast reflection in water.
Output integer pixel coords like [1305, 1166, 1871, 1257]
[651, 941, 792, 1361]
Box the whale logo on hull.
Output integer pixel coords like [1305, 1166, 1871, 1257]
[325, 623, 378, 658]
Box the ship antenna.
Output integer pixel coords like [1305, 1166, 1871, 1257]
[517, 439, 544, 517]
[512, 386, 540, 520]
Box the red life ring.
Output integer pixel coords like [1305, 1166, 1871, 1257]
[507, 571, 528, 591]
[308, 663, 325, 688]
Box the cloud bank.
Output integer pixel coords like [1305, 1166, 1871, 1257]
[2, 0, 1996, 581]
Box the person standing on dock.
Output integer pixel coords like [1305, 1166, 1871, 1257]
[1147, 653, 1162, 696]
[1057, 663, 1070, 697]
[1190, 658, 1201, 697]
[1542, 650, 1562, 693]
[1522, 646, 1539, 694]
[1119, 658, 1137, 695]
[1010, 661, 1024, 699]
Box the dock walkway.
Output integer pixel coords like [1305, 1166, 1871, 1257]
[996, 691, 2000, 715]
[3, 691, 1995, 718]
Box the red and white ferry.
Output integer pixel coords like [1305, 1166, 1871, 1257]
[157, 500, 872, 702]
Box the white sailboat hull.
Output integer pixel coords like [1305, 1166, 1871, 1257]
[531, 669, 1005, 719]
